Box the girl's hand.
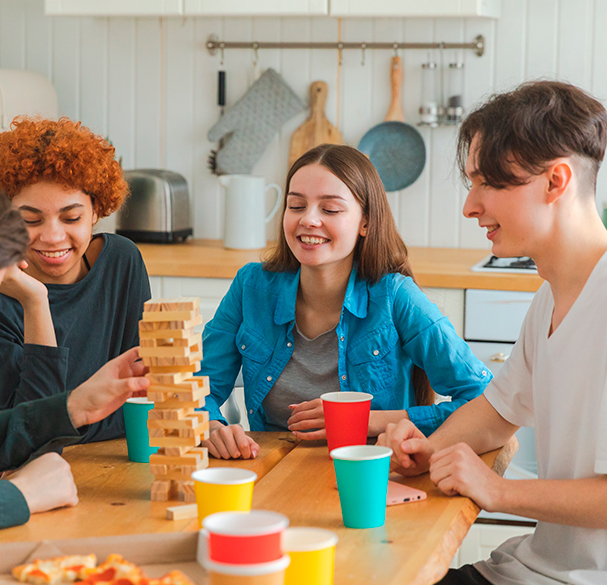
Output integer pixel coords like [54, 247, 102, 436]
[203, 421, 260, 459]
[287, 399, 326, 440]
[0, 261, 48, 307]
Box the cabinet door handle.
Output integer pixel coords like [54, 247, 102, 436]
[489, 352, 509, 363]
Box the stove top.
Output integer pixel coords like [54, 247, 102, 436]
[471, 255, 538, 274]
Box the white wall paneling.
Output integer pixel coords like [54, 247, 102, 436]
[4, 0, 607, 247]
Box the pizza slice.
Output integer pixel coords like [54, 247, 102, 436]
[12, 555, 97, 585]
[77, 555, 146, 585]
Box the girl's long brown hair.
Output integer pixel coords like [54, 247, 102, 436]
[264, 144, 434, 407]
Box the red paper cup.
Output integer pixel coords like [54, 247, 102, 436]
[199, 510, 289, 565]
[321, 392, 373, 454]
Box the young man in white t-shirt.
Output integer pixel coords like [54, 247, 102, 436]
[378, 80, 607, 585]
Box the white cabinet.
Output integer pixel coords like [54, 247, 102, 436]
[184, 0, 328, 16]
[329, 0, 501, 18]
[45, 0, 183, 16]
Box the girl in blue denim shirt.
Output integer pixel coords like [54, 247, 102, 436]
[201, 144, 491, 459]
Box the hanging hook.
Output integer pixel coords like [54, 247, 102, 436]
[338, 42, 344, 66]
[361, 42, 367, 66]
[252, 42, 259, 67]
[393, 42, 399, 58]
[219, 42, 225, 67]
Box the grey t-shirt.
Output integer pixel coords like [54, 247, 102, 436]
[262, 324, 340, 431]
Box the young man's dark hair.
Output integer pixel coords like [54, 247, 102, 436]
[457, 80, 607, 193]
[0, 193, 28, 271]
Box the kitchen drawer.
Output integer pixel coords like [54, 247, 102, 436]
[466, 341, 513, 376]
[465, 289, 535, 342]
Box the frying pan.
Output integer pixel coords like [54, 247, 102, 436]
[358, 56, 426, 192]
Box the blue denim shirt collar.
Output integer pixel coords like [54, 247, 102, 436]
[272, 264, 368, 326]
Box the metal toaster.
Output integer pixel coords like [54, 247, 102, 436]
[116, 169, 193, 244]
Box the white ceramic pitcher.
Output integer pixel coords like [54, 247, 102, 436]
[219, 175, 283, 250]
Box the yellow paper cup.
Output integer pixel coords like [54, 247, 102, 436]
[282, 527, 338, 585]
[192, 468, 257, 528]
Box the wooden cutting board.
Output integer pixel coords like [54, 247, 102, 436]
[288, 80, 344, 169]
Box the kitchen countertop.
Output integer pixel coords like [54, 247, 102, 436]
[137, 239, 543, 292]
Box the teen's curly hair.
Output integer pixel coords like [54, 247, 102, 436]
[0, 117, 127, 218]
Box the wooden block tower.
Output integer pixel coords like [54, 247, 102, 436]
[139, 297, 210, 503]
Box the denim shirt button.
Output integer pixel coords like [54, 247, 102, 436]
[267, 376, 273, 382]
[340, 336, 345, 342]
[249, 409, 254, 414]
[241, 344, 246, 350]
[373, 350, 379, 356]
[481, 370, 487, 376]
[341, 374, 347, 381]
[287, 342, 292, 347]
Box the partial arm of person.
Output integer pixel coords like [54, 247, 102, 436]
[1, 452, 78, 528]
[0, 263, 56, 346]
[429, 441, 607, 529]
[0, 347, 149, 470]
[199, 265, 260, 459]
[393, 278, 492, 437]
[377, 394, 519, 476]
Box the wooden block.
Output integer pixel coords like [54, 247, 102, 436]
[149, 434, 201, 448]
[139, 326, 196, 339]
[139, 345, 192, 358]
[166, 504, 198, 521]
[150, 449, 206, 467]
[151, 395, 205, 410]
[178, 491, 197, 503]
[140, 338, 157, 347]
[143, 354, 202, 367]
[153, 467, 199, 481]
[178, 421, 210, 439]
[139, 314, 203, 331]
[142, 310, 197, 323]
[150, 407, 194, 421]
[162, 297, 200, 311]
[148, 384, 209, 403]
[148, 428, 166, 438]
[144, 297, 200, 312]
[151, 480, 177, 502]
[146, 371, 192, 385]
[148, 416, 206, 431]
[148, 362, 200, 374]
[165, 446, 193, 457]
[150, 464, 168, 475]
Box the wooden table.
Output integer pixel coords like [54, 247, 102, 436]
[0, 433, 516, 585]
[0, 432, 298, 543]
[253, 438, 517, 585]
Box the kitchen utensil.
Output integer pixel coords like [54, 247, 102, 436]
[358, 56, 426, 192]
[208, 68, 305, 175]
[288, 81, 344, 169]
[208, 69, 226, 175]
[116, 169, 193, 243]
[219, 174, 282, 249]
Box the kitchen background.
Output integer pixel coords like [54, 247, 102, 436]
[1, 0, 606, 248]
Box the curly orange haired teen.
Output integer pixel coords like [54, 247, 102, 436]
[0, 116, 151, 443]
[0, 117, 127, 218]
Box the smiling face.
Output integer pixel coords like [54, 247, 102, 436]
[13, 182, 97, 284]
[462, 137, 551, 259]
[284, 164, 367, 272]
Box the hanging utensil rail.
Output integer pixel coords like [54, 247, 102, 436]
[207, 35, 485, 58]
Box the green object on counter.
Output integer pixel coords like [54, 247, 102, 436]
[123, 398, 158, 463]
[602, 204, 607, 229]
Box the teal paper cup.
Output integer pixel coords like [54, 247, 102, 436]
[330, 445, 393, 529]
[122, 397, 158, 463]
